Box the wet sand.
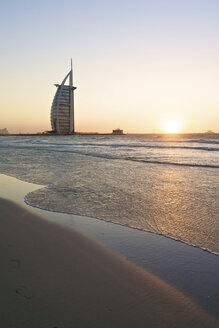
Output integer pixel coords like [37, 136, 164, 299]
[0, 197, 218, 328]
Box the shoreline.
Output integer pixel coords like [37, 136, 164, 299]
[0, 173, 219, 326]
[0, 197, 218, 327]
[24, 189, 219, 257]
[2, 172, 218, 257]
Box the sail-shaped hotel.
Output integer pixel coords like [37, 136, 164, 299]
[50, 61, 76, 134]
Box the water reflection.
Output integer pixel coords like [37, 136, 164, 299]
[26, 155, 219, 254]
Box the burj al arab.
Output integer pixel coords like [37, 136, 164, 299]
[50, 60, 76, 134]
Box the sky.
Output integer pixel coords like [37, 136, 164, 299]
[0, 0, 219, 133]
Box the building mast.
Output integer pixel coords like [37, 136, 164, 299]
[69, 59, 74, 133]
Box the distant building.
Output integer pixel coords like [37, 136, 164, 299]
[112, 128, 123, 135]
[0, 128, 9, 135]
[204, 130, 215, 134]
[50, 60, 76, 134]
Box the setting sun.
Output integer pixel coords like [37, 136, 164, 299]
[161, 118, 183, 134]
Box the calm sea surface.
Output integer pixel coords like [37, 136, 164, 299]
[0, 134, 218, 254]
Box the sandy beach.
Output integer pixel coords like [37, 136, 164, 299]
[0, 197, 218, 328]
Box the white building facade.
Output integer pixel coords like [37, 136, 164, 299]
[51, 62, 76, 134]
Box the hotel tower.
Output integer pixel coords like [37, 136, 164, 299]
[50, 61, 76, 134]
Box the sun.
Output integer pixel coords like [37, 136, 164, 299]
[162, 118, 183, 134]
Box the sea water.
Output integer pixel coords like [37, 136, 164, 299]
[0, 134, 218, 254]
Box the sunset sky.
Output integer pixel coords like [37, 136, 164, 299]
[0, 0, 219, 133]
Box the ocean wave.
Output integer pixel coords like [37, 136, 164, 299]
[192, 139, 219, 144]
[124, 158, 219, 169]
[0, 144, 218, 168]
[24, 189, 219, 257]
[54, 149, 219, 168]
[0, 142, 218, 152]
[41, 141, 219, 151]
